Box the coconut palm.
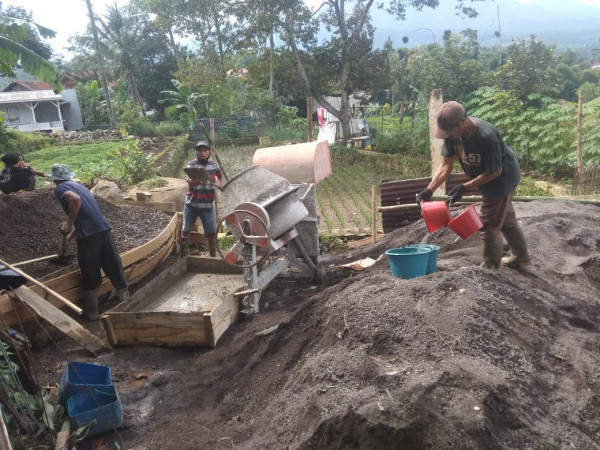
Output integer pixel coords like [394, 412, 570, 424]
[0, 15, 62, 91]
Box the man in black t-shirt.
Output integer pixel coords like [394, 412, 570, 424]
[416, 101, 531, 269]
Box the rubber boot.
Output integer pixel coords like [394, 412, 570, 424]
[82, 290, 99, 321]
[117, 287, 130, 302]
[180, 238, 189, 257]
[480, 239, 504, 270]
[207, 233, 217, 257]
[502, 226, 531, 266]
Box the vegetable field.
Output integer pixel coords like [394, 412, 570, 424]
[216, 144, 429, 234]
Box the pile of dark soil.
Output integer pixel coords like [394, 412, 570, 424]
[26, 199, 600, 449]
[0, 188, 172, 278]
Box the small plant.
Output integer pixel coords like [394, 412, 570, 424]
[107, 130, 156, 185]
[320, 234, 347, 252]
[218, 234, 237, 251]
[138, 177, 168, 190]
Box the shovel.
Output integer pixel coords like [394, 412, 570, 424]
[184, 167, 223, 191]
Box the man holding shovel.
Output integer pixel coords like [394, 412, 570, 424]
[416, 101, 531, 269]
[180, 140, 225, 256]
[48, 164, 129, 320]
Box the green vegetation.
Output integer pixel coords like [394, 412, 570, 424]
[319, 234, 348, 252]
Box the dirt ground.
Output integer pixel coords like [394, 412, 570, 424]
[2, 192, 600, 449]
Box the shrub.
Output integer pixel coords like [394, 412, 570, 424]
[107, 131, 156, 185]
[218, 120, 241, 138]
[0, 128, 52, 154]
[156, 121, 185, 136]
[127, 120, 157, 137]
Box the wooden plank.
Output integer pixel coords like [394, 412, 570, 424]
[13, 286, 110, 356]
[207, 294, 240, 347]
[102, 311, 208, 346]
[120, 213, 178, 267]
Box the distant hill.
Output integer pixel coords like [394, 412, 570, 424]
[368, 0, 600, 52]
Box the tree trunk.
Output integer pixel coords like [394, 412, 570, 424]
[85, 0, 115, 128]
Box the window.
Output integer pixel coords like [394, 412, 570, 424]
[6, 107, 19, 123]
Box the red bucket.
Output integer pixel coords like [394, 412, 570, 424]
[421, 201, 451, 233]
[448, 204, 483, 239]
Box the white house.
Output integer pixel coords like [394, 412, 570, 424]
[0, 80, 83, 133]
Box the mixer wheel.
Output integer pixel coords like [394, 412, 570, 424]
[216, 209, 271, 268]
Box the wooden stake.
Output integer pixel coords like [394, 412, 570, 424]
[0, 258, 83, 315]
[307, 96, 313, 142]
[371, 185, 377, 243]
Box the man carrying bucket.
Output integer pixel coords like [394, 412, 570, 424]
[416, 101, 531, 269]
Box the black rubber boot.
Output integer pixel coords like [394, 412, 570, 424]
[501, 226, 531, 266]
[82, 290, 99, 321]
[480, 239, 503, 270]
[207, 233, 217, 257]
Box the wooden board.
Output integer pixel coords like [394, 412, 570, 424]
[101, 311, 209, 346]
[13, 286, 110, 355]
[102, 256, 243, 347]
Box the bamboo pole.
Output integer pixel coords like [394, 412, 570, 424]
[378, 195, 600, 212]
[0, 258, 83, 315]
[577, 90, 584, 195]
[371, 185, 377, 243]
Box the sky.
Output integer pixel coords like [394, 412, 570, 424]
[5, 0, 600, 59]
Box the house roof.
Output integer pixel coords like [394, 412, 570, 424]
[3, 80, 55, 92]
[0, 90, 63, 104]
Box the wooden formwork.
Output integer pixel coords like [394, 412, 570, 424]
[101, 256, 244, 347]
[0, 213, 182, 328]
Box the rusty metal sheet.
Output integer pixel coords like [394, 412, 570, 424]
[379, 173, 477, 233]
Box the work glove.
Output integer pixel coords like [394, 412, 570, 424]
[59, 221, 74, 235]
[447, 184, 465, 204]
[415, 188, 433, 205]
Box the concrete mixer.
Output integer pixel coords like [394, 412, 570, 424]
[217, 141, 331, 315]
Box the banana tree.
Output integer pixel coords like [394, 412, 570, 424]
[159, 79, 208, 131]
[0, 15, 62, 92]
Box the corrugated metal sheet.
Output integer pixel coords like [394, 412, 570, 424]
[0, 90, 62, 104]
[379, 173, 477, 233]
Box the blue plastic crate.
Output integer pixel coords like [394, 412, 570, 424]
[67, 385, 123, 437]
[58, 361, 112, 406]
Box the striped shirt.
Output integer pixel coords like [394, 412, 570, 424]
[185, 159, 222, 209]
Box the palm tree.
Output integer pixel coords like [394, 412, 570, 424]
[159, 79, 208, 131]
[0, 15, 62, 91]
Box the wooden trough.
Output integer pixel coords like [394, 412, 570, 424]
[101, 256, 243, 347]
[0, 213, 181, 328]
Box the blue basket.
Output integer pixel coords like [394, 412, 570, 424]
[58, 362, 112, 406]
[406, 244, 440, 274]
[67, 385, 123, 437]
[385, 247, 430, 279]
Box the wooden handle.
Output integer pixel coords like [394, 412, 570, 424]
[0, 258, 83, 315]
[12, 254, 60, 267]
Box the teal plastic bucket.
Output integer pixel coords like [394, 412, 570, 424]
[385, 247, 429, 279]
[406, 244, 440, 274]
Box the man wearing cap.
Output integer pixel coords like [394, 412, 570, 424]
[0, 152, 45, 194]
[416, 101, 531, 269]
[181, 140, 225, 256]
[48, 164, 129, 320]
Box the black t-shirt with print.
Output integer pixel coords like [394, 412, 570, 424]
[441, 118, 520, 199]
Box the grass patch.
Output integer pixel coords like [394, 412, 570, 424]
[516, 175, 555, 197]
[26, 141, 124, 183]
